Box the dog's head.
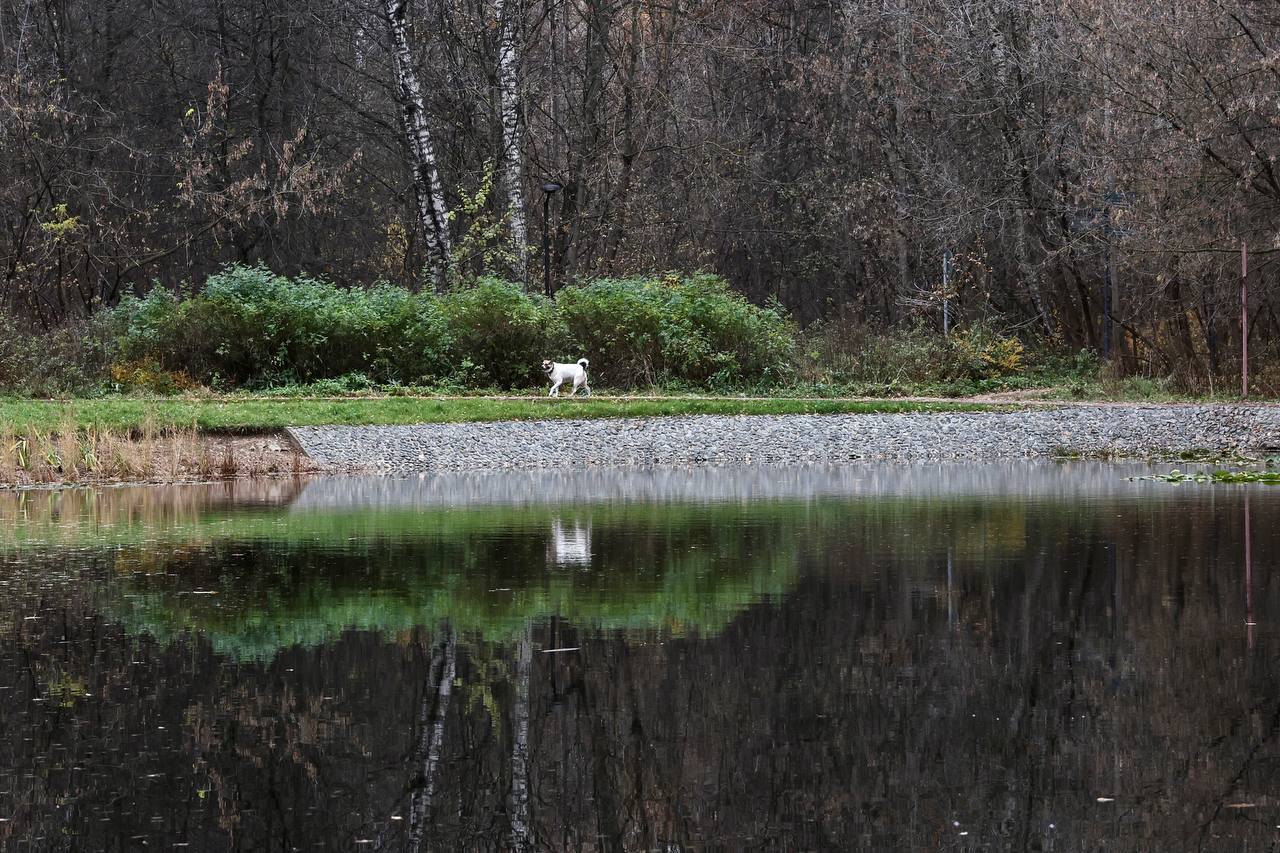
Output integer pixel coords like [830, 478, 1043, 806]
[541, 359, 554, 374]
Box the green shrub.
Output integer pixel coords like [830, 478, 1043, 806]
[110, 358, 202, 394]
[106, 265, 790, 393]
[556, 273, 793, 387]
[950, 323, 1024, 379]
[115, 265, 454, 388]
[439, 277, 563, 388]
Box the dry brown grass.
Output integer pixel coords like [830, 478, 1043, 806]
[0, 426, 318, 488]
[0, 424, 16, 484]
[217, 444, 238, 479]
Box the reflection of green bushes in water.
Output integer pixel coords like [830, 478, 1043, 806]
[99, 505, 807, 659]
[0, 486, 1027, 560]
[112, 546, 797, 660]
[3, 487, 1037, 660]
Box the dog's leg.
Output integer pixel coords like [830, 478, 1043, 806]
[549, 380, 562, 397]
[582, 381, 591, 397]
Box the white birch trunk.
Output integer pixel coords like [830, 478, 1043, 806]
[407, 628, 456, 852]
[507, 625, 533, 851]
[495, 0, 529, 287]
[385, 0, 452, 289]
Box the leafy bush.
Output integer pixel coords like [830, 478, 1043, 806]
[949, 324, 1024, 380]
[801, 318, 1035, 393]
[116, 265, 454, 388]
[438, 277, 563, 388]
[68, 265, 791, 393]
[110, 358, 202, 394]
[0, 312, 117, 397]
[556, 273, 793, 387]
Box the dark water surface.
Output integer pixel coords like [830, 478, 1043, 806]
[1, 463, 1278, 851]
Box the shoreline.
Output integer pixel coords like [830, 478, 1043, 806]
[3, 403, 1278, 488]
[290, 404, 1280, 473]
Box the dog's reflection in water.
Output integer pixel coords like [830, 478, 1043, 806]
[547, 517, 592, 567]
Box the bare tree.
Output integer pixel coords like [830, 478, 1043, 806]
[495, 0, 529, 286]
[384, 0, 452, 289]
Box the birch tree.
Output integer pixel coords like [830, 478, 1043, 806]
[407, 627, 456, 852]
[385, 0, 452, 289]
[495, 0, 529, 287]
[507, 625, 533, 851]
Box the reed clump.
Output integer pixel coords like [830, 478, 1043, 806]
[0, 423, 242, 487]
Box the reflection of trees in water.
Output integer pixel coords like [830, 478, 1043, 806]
[407, 628, 454, 853]
[508, 624, 533, 853]
[0, 492, 1278, 849]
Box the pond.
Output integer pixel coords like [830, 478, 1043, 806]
[0, 463, 1275, 851]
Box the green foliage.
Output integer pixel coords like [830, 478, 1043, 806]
[110, 358, 201, 394]
[38, 203, 80, 242]
[0, 262, 1134, 399]
[555, 273, 794, 387]
[1137, 468, 1280, 484]
[445, 161, 518, 288]
[44, 670, 88, 708]
[439, 277, 563, 387]
[115, 264, 455, 388]
[949, 323, 1024, 379]
[109, 266, 792, 392]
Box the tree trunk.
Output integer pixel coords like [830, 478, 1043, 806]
[407, 627, 456, 853]
[495, 0, 529, 287]
[891, 0, 911, 320]
[1016, 207, 1052, 337]
[385, 0, 452, 289]
[507, 625, 533, 852]
[559, 0, 612, 280]
[604, 1, 641, 270]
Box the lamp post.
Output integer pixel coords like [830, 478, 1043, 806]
[541, 182, 562, 298]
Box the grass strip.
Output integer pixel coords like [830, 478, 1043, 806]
[0, 396, 994, 432]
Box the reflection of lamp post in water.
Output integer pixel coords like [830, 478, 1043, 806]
[1246, 493, 1255, 650]
[541, 182, 562, 298]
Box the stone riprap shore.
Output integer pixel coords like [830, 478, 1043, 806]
[287, 405, 1280, 473]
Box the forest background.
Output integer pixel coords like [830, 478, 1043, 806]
[1, 0, 1274, 397]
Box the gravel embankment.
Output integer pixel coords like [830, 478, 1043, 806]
[287, 405, 1280, 472]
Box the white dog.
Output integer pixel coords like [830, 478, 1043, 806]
[542, 358, 591, 397]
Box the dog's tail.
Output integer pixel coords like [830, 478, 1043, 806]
[577, 358, 589, 369]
